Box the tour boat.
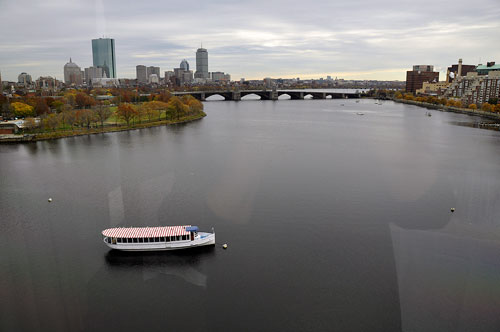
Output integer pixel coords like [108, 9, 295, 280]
[101, 225, 215, 251]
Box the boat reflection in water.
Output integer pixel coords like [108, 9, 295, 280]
[104, 245, 216, 288]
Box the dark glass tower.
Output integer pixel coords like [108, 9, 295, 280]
[92, 38, 116, 78]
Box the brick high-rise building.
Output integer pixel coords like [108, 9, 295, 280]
[406, 65, 439, 93]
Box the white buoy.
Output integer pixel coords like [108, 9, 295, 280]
[223, 244, 228, 249]
[451, 208, 455, 212]
[48, 198, 53, 202]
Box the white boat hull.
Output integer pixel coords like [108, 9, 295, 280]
[103, 232, 215, 252]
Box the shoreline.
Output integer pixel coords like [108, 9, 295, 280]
[0, 112, 206, 144]
[391, 98, 500, 121]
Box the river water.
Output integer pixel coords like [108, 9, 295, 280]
[1, 98, 500, 331]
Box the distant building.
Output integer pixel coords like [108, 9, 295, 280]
[194, 48, 209, 79]
[64, 58, 83, 85]
[147, 66, 160, 80]
[91, 78, 119, 88]
[92, 38, 116, 78]
[165, 71, 174, 82]
[405, 65, 439, 93]
[36, 76, 58, 90]
[18, 72, 32, 86]
[416, 81, 450, 96]
[476, 61, 500, 75]
[211, 72, 225, 82]
[180, 59, 189, 71]
[446, 59, 476, 82]
[174, 67, 193, 85]
[148, 74, 159, 84]
[84, 66, 104, 85]
[211, 72, 230, 82]
[136, 65, 147, 83]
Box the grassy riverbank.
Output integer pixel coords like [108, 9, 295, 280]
[1, 112, 206, 143]
[392, 98, 500, 121]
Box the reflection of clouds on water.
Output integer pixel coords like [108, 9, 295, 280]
[105, 247, 214, 288]
[142, 266, 207, 287]
[391, 223, 500, 332]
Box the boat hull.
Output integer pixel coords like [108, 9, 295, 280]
[104, 232, 215, 252]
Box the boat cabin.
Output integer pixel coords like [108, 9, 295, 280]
[102, 225, 199, 245]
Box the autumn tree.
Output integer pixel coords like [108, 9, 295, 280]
[166, 96, 188, 120]
[93, 103, 112, 128]
[182, 95, 203, 114]
[10, 102, 35, 118]
[117, 103, 138, 126]
[61, 108, 76, 129]
[481, 103, 494, 112]
[35, 98, 50, 116]
[23, 117, 37, 131]
[494, 104, 500, 113]
[43, 113, 60, 131]
[76, 109, 96, 129]
[468, 104, 477, 110]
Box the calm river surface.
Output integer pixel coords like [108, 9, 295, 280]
[2, 98, 500, 331]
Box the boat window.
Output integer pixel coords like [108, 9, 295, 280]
[133, 238, 138, 243]
[182, 235, 187, 240]
[139, 238, 144, 243]
[160, 237, 165, 242]
[117, 238, 122, 243]
[166, 237, 170, 242]
[154, 237, 160, 242]
[176, 236, 180, 241]
[128, 238, 132, 243]
[149, 237, 154, 242]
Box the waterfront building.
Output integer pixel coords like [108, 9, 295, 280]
[444, 71, 500, 105]
[180, 59, 189, 71]
[416, 81, 450, 96]
[195, 48, 209, 79]
[405, 65, 439, 93]
[476, 62, 500, 75]
[84, 66, 104, 85]
[446, 59, 476, 83]
[136, 65, 147, 83]
[64, 58, 83, 85]
[17, 72, 33, 86]
[92, 38, 116, 78]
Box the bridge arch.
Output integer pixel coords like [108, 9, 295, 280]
[204, 93, 228, 101]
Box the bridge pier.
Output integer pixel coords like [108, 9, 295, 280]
[312, 93, 326, 99]
[232, 91, 241, 101]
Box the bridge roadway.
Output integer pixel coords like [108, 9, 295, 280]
[172, 90, 362, 101]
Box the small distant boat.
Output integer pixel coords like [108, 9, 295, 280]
[101, 225, 215, 251]
[426, 112, 432, 117]
[356, 112, 365, 115]
[355, 100, 360, 103]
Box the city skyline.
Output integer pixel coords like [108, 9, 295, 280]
[0, 0, 499, 82]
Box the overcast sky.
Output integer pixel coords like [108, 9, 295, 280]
[1, 0, 499, 81]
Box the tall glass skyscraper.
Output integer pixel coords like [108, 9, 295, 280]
[195, 48, 209, 79]
[92, 38, 116, 78]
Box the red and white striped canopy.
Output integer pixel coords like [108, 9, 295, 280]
[102, 225, 191, 238]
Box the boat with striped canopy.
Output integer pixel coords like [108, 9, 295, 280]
[101, 225, 215, 251]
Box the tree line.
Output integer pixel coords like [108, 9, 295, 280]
[0, 90, 204, 132]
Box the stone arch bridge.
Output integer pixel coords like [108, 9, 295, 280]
[172, 90, 363, 101]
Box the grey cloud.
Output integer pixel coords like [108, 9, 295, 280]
[0, 0, 499, 81]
